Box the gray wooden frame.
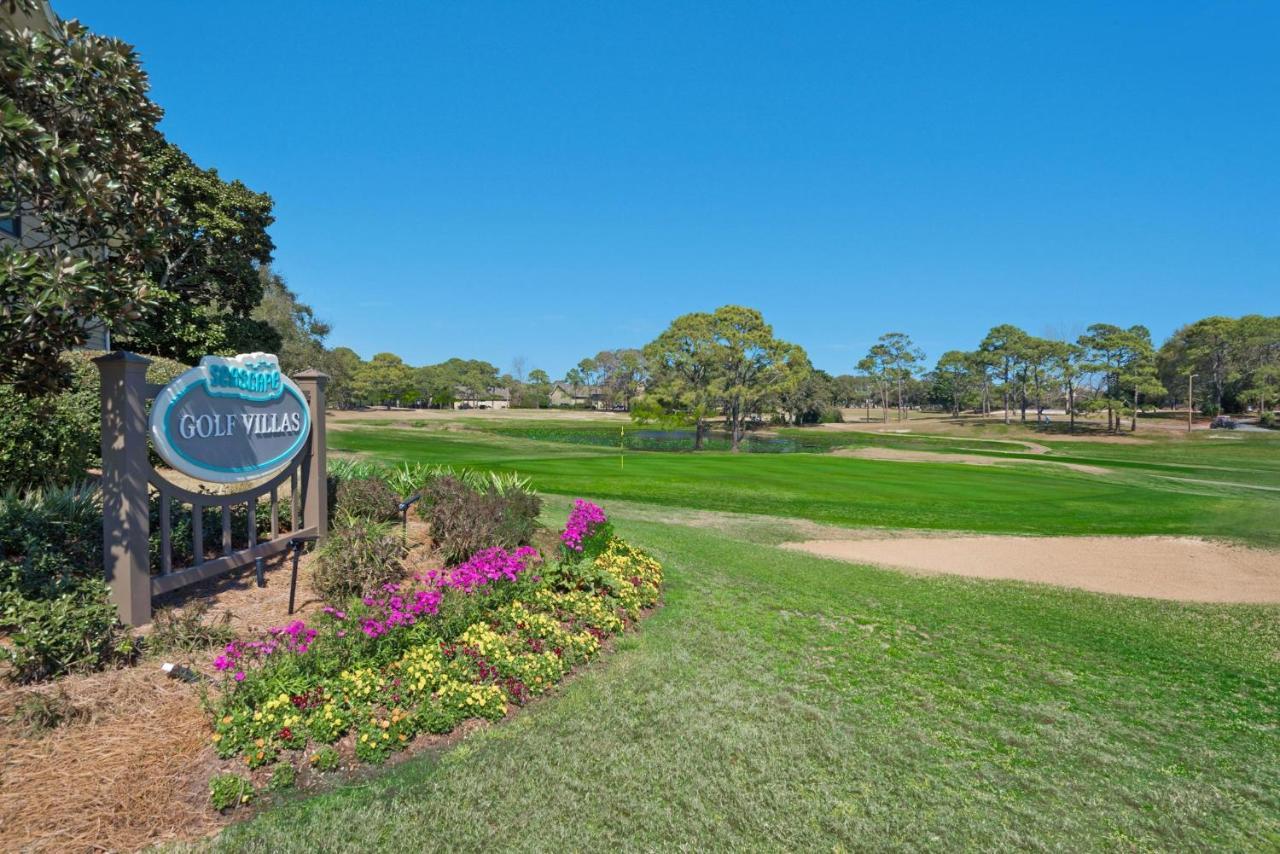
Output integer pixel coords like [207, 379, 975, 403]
[95, 352, 328, 626]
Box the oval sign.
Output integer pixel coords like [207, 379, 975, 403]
[149, 353, 311, 483]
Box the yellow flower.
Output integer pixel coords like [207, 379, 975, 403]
[211, 733, 222, 743]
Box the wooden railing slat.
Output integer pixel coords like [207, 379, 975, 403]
[159, 489, 172, 576]
[192, 502, 203, 567]
[221, 506, 232, 555]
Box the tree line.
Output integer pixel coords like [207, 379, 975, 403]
[265, 306, 1280, 450]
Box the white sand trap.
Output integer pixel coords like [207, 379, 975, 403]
[833, 447, 1111, 476]
[782, 535, 1280, 603]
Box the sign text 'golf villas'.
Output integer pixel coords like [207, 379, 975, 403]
[150, 353, 312, 484]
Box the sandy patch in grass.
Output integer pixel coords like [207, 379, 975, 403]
[832, 446, 1111, 476]
[782, 535, 1280, 603]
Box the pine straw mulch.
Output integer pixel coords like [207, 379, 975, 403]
[0, 519, 580, 852]
[0, 518, 441, 852]
[0, 666, 221, 852]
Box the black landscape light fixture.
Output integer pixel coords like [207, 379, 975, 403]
[397, 493, 422, 542]
[287, 533, 320, 615]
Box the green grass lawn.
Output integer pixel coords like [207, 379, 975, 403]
[216, 421, 1280, 850]
[330, 424, 1280, 546]
[217, 506, 1280, 851]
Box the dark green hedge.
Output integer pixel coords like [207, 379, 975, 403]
[0, 350, 188, 490]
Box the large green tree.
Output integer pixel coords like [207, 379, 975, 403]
[325, 346, 363, 409]
[1079, 324, 1156, 431]
[706, 306, 805, 451]
[642, 306, 802, 450]
[980, 325, 1029, 424]
[115, 142, 277, 362]
[251, 270, 330, 374]
[353, 353, 414, 408]
[0, 15, 166, 391]
[856, 344, 892, 423]
[874, 332, 925, 421]
[932, 350, 975, 416]
[640, 311, 719, 448]
[573, 349, 647, 409]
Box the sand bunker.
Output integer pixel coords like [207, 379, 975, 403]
[833, 447, 1110, 476]
[783, 535, 1280, 603]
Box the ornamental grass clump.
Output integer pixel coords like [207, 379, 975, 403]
[312, 514, 405, 602]
[204, 500, 663, 791]
[333, 476, 400, 523]
[422, 475, 542, 565]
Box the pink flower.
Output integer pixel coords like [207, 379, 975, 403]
[560, 499, 608, 552]
[234, 671, 245, 682]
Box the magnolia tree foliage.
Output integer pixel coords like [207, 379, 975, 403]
[115, 143, 278, 362]
[1, 12, 283, 389]
[0, 17, 167, 391]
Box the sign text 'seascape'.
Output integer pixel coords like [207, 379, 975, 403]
[149, 353, 311, 483]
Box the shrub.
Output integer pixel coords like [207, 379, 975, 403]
[0, 577, 138, 683]
[0, 483, 101, 601]
[312, 515, 405, 603]
[422, 476, 542, 565]
[1260, 411, 1277, 429]
[209, 774, 254, 812]
[0, 351, 187, 490]
[148, 601, 236, 656]
[309, 746, 340, 772]
[334, 476, 400, 523]
[328, 458, 386, 483]
[267, 763, 297, 791]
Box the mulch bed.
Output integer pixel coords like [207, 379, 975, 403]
[0, 518, 446, 852]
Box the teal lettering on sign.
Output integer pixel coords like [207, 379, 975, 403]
[148, 353, 311, 484]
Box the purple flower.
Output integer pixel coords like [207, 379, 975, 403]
[560, 499, 608, 552]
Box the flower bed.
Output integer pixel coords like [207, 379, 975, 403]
[206, 500, 661, 793]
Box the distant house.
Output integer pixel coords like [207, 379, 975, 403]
[2, 0, 110, 351]
[549, 383, 609, 410]
[453, 386, 511, 410]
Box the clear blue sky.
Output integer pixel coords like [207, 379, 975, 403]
[62, 1, 1279, 378]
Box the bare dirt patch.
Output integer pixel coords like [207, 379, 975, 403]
[832, 446, 1111, 476]
[782, 535, 1280, 603]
